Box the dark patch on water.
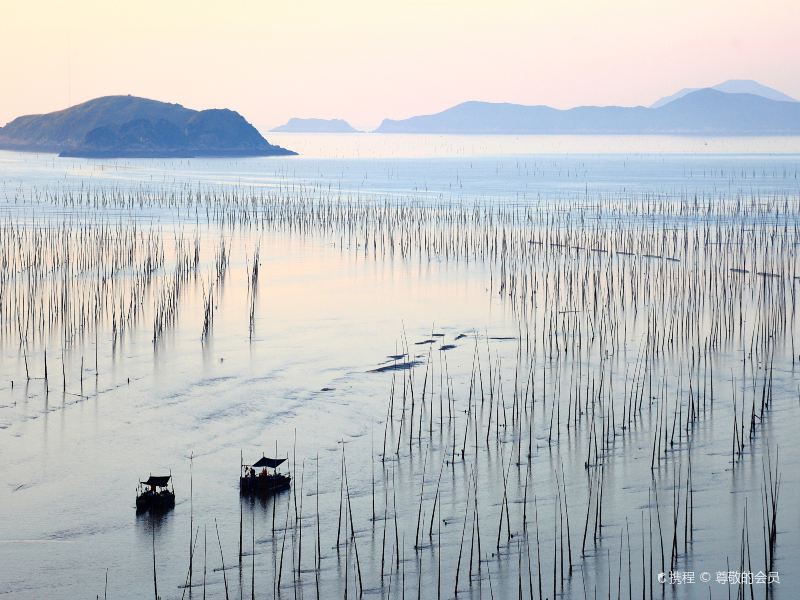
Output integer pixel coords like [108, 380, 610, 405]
[368, 360, 421, 373]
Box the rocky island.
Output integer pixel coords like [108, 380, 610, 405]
[0, 95, 296, 158]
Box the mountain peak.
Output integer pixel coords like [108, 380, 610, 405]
[651, 79, 796, 108]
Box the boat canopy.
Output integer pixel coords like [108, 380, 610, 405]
[142, 475, 171, 487]
[252, 456, 286, 469]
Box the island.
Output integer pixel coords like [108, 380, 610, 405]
[271, 118, 360, 133]
[0, 95, 296, 158]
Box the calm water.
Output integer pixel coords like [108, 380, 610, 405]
[1, 135, 799, 599]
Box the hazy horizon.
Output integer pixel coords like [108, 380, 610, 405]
[1, 0, 799, 132]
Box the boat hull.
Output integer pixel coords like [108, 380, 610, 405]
[136, 490, 175, 513]
[240, 474, 291, 496]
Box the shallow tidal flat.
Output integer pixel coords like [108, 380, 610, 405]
[0, 145, 799, 599]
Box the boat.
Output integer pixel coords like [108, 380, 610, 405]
[240, 455, 291, 496]
[136, 474, 175, 513]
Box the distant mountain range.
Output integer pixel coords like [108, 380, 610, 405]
[271, 118, 360, 133]
[375, 81, 800, 135]
[0, 95, 295, 158]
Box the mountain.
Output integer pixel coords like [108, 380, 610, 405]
[374, 89, 800, 135]
[271, 118, 360, 133]
[0, 95, 296, 158]
[651, 79, 796, 108]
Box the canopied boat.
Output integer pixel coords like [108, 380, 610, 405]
[136, 475, 175, 513]
[240, 455, 291, 496]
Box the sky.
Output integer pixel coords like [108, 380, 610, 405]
[1, 0, 798, 131]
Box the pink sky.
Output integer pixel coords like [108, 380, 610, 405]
[1, 0, 798, 131]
